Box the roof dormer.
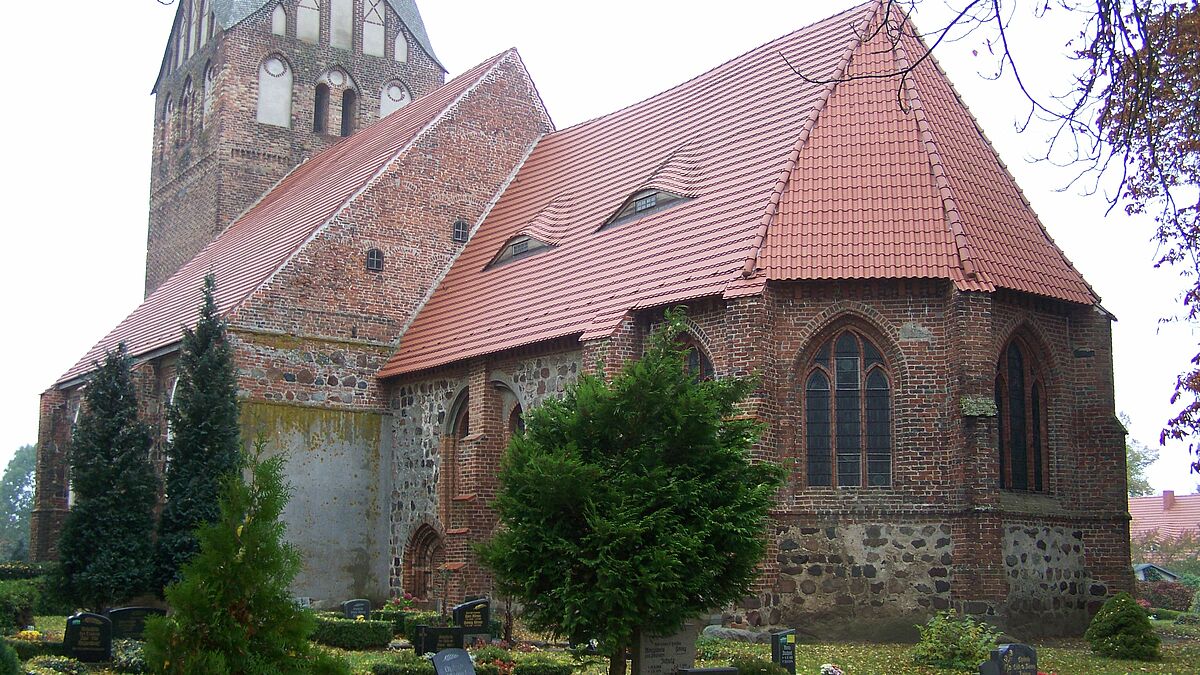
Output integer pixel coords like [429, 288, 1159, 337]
[488, 234, 552, 269]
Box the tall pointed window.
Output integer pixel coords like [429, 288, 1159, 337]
[331, 0, 354, 50]
[198, 0, 211, 49]
[271, 4, 287, 36]
[341, 89, 357, 136]
[995, 337, 1048, 491]
[394, 32, 408, 62]
[314, 83, 330, 133]
[803, 328, 891, 487]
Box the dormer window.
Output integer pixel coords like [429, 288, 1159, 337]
[488, 235, 550, 268]
[604, 189, 688, 228]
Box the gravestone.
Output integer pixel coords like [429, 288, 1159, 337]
[632, 619, 703, 675]
[433, 648, 477, 675]
[64, 612, 112, 662]
[770, 629, 796, 675]
[415, 625, 465, 654]
[978, 643, 1037, 675]
[107, 606, 166, 640]
[452, 598, 491, 639]
[678, 670, 737, 675]
[342, 598, 371, 620]
[293, 596, 314, 609]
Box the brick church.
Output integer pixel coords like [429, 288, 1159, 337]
[32, 0, 1132, 637]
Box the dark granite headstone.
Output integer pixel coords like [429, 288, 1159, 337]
[342, 598, 371, 620]
[64, 612, 112, 663]
[978, 643, 1037, 675]
[107, 606, 166, 640]
[415, 625, 465, 654]
[452, 598, 490, 633]
[433, 648, 477, 675]
[770, 629, 796, 675]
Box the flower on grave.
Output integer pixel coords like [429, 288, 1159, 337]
[13, 630, 42, 642]
[819, 664, 844, 675]
[355, 615, 366, 621]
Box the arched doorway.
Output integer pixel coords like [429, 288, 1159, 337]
[403, 523, 445, 600]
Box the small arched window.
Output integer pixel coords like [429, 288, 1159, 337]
[394, 32, 409, 62]
[256, 56, 293, 127]
[365, 247, 384, 272]
[452, 219, 470, 243]
[995, 337, 1048, 491]
[803, 328, 891, 487]
[161, 96, 174, 154]
[179, 78, 194, 143]
[203, 62, 216, 118]
[340, 89, 358, 136]
[271, 4, 287, 36]
[678, 335, 714, 381]
[314, 83, 330, 133]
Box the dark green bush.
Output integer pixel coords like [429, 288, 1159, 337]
[310, 615, 394, 650]
[910, 609, 1000, 670]
[472, 645, 515, 665]
[511, 654, 574, 675]
[1191, 588, 1200, 614]
[112, 638, 147, 673]
[1150, 607, 1181, 620]
[1085, 592, 1161, 661]
[371, 651, 435, 675]
[23, 655, 88, 675]
[0, 641, 18, 675]
[728, 656, 787, 675]
[1174, 612, 1200, 625]
[0, 579, 37, 633]
[476, 664, 503, 675]
[375, 607, 405, 633]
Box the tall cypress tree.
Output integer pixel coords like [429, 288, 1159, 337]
[155, 274, 241, 592]
[58, 345, 158, 612]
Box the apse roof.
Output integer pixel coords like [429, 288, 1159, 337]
[380, 1, 1098, 378]
[59, 51, 513, 385]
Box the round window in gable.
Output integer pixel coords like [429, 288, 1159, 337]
[452, 219, 470, 243]
[366, 248, 384, 272]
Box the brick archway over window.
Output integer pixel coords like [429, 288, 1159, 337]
[403, 524, 444, 600]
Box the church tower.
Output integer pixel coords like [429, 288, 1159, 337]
[146, 0, 446, 296]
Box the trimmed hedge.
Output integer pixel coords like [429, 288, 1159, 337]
[310, 615, 394, 650]
[23, 656, 88, 675]
[0, 641, 18, 675]
[405, 612, 452, 647]
[1136, 580, 1194, 611]
[511, 654, 574, 675]
[729, 656, 788, 675]
[0, 637, 68, 661]
[0, 563, 54, 582]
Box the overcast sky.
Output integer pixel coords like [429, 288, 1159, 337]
[1, 1, 1196, 494]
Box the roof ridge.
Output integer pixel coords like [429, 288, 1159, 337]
[548, 2, 878, 138]
[226, 50, 516, 323]
[737, 1, 880, 280]
[891, 15, 984, 285]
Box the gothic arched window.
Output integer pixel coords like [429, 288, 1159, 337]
[394, 32, 408, 62]
[271, 4, 287, 36]
[256, 56, 293, 128]
[298, 0, 321, 44]
[995, 337, 1048, 491]
[314, 83, 330, 133]
[341, 89, 358, 136]
[678, 335, 714, 381]
[803, 328, 891, 487]
[363, 0, 386, 56]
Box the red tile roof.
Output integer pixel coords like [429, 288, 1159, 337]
[1130, 492, 1200, 539]
[381, 3, 879, 377]
[58, 51, 515, 384]
[383, 1, 1097, 377]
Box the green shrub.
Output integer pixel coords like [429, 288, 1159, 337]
[0, 637, 67, 661]
[476, 664, 503, 675]
[472, 645, 515, 665]
[1084, 592, 1161, 661]
[405, 611, 451, 646]
[0, 579, 37, 633]
[371, 651, 435, 675]
[0, 563, 54, 582]
[112, 638, 147, 673]
[1191, 588, 1200, 614]
[0, 641, 18, 675]
[728, 656, 787, 675]
[375, 607, 405, 633]
[1150, 607, 1182, 620]
[23, 655, 88, 675]
[694, 635, 722, 661]
[1136, 580, 1194, 611]
[910, 610, 1000, 670]
[1175, 612, 1200, 625]
[511, 653, 574, 675]
[310, 616, 394, 650]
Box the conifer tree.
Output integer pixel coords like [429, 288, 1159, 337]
[144, 440, 349, 675]
[155, 274, 241, 592]
[479, 309, 784, 675]
[58, 345, 158, 612]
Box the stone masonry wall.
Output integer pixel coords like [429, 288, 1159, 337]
[1002, 522, 1098, 636]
